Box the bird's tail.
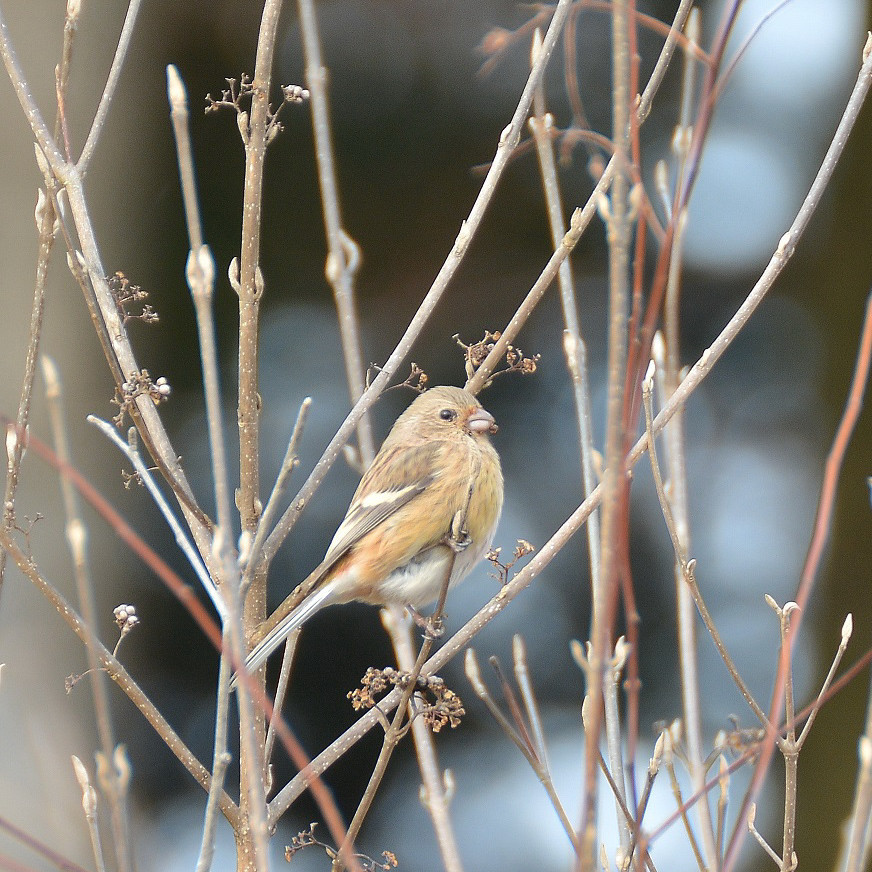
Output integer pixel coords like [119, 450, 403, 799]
[230, 581, 337, 690]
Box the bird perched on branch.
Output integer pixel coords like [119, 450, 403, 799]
[236, 385, 503, 684]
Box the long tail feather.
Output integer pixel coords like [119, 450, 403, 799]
[230, 581, 338, 689]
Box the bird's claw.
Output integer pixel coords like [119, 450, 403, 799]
[446, 530, 471, 553]
[424, 614, 445, 640]
[407, 605, 445, 639]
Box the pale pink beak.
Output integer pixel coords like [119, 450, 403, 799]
[466, 407, 497, 435]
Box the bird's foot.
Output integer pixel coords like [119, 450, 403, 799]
[407, 605, 445, 639]
[445, 529, 471, 553]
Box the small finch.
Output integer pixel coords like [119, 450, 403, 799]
[238, 386, 503, 680]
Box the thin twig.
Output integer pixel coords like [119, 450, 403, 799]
[11, 419, 224, 654]
[466, 649, 530, 755]
[665, 753, 708, 872]
[0, 186, 52, 597]
[332, 533, 463, 871]
[716, 755, 729, 866]
[42, 358, 132, 872]
[528, 29, 601, 603]
[76, 0, 144, 174]
[465, 206, 588, 394]
[655, 20, 716, 846]
[0, 811, 93, 872]
[642, 369, 770, 728]
[604, 639, 631, 853]
[840, 654, 872, 871]
[167, 65, 205, 252]
[797, 613, 852, 748]
[709, 0, 795, 110]
[166, 64, 234, 540]
[387, 606, 465, 872]
[250, 396, 312, 570]
[233, 7, 286, 861]
[576, 0, 634, 863]
[195, 627, 235, 872]
[771, 598, 800, 872]
[747, 804, 784, 868]
[512, 635, 548, 770]
[167, 69, 250, 839]
[263, 626, 301, 777]
[580, 698, 658, 872]
[625, 733, 664, 871]
[297, 0, 374, 463]
[467, 644, 579, 852]
[637, 0, 695, 124]
[72, 756, 107, 872]
[236, 0, 285, 537]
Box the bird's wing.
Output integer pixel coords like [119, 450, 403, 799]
[317, 440, 441, 569]
[320, 472, 435, 577]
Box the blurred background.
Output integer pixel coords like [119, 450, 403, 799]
[0, 0, 870, 869]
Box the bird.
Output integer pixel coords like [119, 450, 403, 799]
[236, 385, 504, 683]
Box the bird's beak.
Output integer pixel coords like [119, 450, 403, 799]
[466, 407, 498, 435]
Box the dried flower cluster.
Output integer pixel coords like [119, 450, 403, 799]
[454, 330, 540, 382]
[487, 538, 536, 585]
[348, 667, 465, 732]
[284, 823, 398, 870]
[112, 369, 171, 427]
[206, 74, 309, 144]
[366, 362, 429, 394]
[107, 271, 158, 325]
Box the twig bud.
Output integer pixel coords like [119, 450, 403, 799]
[34, 188, 47, 228]
[643, 359, 656, 392]
[228, 257, 241, 295]
[71, 755, 97, 817]
[65, 518, 87, 562]
[530, 27, 544, 69]
[463, 647, 486, 695]
[5, 426, 18, 466]
[650, 732, 664, 773]
[40, 355, 60, 399]
[842, 613, 853, 645]
[165, 64, 187, 111]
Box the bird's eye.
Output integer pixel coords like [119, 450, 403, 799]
[439, 408, 457, 422]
